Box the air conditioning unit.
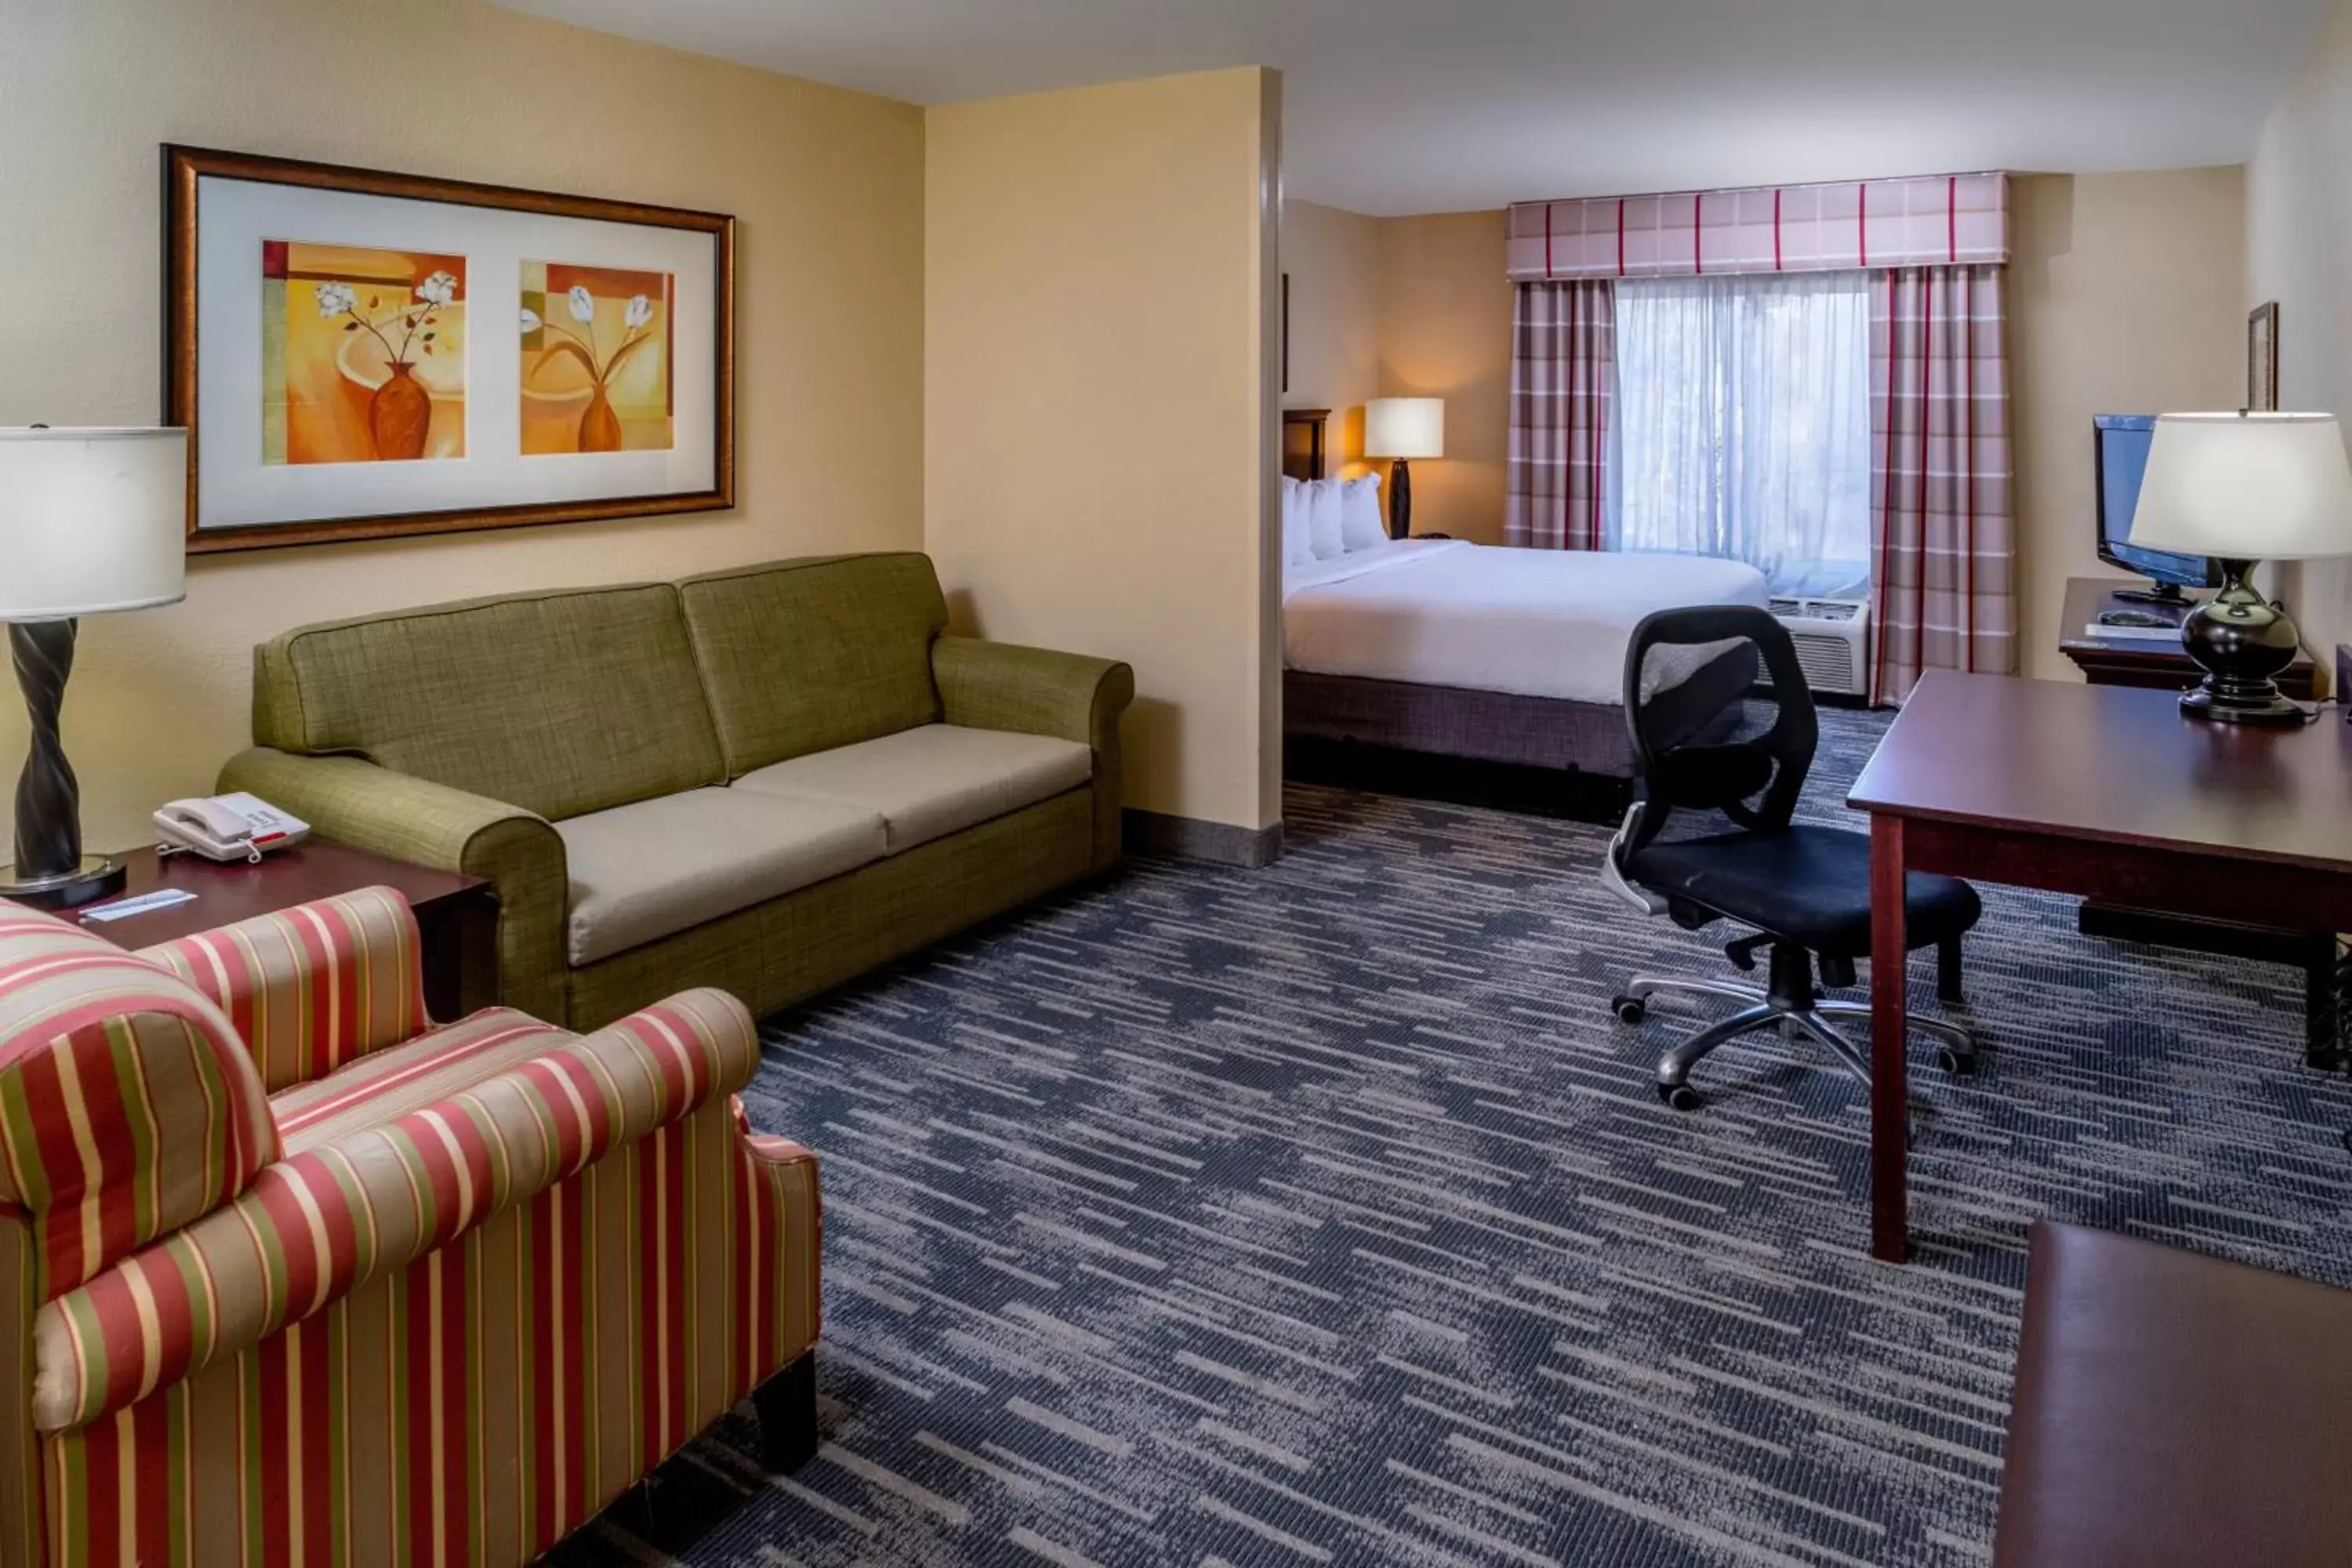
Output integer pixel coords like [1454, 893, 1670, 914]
[1766, 594, 1871, 696]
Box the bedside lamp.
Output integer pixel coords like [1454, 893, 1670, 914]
[1364, 397, 1444, 539]
[2129, 412, 2352, 726]
[0, 428, 187, 908]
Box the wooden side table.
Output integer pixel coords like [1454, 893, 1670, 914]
[66, 840, 497, 1021]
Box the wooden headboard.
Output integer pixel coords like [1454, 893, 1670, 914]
[1283, 408, 1329, 481]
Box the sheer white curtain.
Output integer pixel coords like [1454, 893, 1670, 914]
[1609, 270, 1873, 596]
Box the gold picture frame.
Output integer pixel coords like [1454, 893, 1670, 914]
[2248, 300, 2279, 412]
[165, 145, 735, 554]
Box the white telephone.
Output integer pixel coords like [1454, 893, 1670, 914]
[154, 793, 310, 863]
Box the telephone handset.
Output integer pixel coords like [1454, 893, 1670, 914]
[153, 793, 310, 863]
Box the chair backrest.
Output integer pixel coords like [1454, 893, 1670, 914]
[1621, 604, 1819, 858]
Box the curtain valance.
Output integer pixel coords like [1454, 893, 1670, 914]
[1505, 172, 2009, 282]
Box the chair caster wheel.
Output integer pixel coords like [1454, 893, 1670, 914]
[1613, 996, 1647, 1025]
[1937, 1046, 1975, 1076]
[1657, 1082, 1700, 1112]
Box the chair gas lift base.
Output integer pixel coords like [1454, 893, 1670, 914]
[1610, 927, 1976, 1113]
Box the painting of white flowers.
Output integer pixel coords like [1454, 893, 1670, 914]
[168, 145, 733, 553]
[262, 241, 467, 464]
[518, 262, 673, 455]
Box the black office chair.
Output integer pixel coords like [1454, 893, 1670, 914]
[1602, 605, 1981, 1110]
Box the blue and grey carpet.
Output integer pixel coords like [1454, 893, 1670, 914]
[560, 709, 2352, 1566]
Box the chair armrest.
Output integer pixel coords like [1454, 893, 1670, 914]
[932, 636, 1134, 871]
[30, 988, 758, 1432]
[219, 748, 570, 1023]
[0, 908, 281, 1301]
[140, 885, 430, 1091]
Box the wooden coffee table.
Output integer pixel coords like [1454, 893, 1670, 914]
[68, 840, 496, 1021]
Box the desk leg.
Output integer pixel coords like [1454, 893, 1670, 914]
[2305, 932, 2343, 1071]
[1870, 813, 1909, 1264]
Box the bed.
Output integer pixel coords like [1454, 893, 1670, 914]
[1279, 408, 1767, 795]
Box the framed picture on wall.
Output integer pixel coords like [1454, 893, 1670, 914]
[165, 145, 735, 554]
[2249, 300, 2280, 412]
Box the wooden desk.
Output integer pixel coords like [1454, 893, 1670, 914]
[1848, 673, 2352, 1263]
[2057, 576, 2319, 697]
[74, 840, 497, 1020]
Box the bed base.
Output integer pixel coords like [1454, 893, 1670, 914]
[1281, 645, 1758, 822]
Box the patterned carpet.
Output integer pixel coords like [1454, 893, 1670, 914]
[558, 708, 2352, 1567]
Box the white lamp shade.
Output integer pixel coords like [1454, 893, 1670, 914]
[0, 429, 187, 619]
[2129, 412, 2352, 561]
[1364, 397, 1445, 460]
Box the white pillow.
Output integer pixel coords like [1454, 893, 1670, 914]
[1305, 477, 1346, 560]
[1338, 472, 1386, 551]
[1280, 477, 1312, 567]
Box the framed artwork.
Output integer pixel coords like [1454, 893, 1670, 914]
[2249, 300, 2279, 413]
[165, 145, 734, 553]
[1280, 271, 1290, 395]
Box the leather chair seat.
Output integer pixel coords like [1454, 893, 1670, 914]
[1627, 824, 1980, 956]
[1995, 1221, 2352, 1567]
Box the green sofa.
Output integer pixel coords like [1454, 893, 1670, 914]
[220, 553, 1134, 1029]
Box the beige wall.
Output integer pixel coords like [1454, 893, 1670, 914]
[1, 0, 924, 851]
[924, 68, 1283, 833]
[2249, 0, 2352, 660]
[2009, 168, 2247, 680]
[1375, 211, 1513, 543]
[1281, 199, 1381, 474]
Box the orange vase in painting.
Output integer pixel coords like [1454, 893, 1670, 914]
[579, 383, 623, 453]
[368, 362, 432, 461]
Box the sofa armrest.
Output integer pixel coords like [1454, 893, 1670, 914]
[219, 748, 571, 1024]
[30, 988, 759, 1432]
[932, 636, 1134, 870]
[140, 885, 430, 1092]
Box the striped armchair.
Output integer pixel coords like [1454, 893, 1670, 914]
[0, 887, 821, 1568]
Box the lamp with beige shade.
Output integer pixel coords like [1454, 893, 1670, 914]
[0, 427, 187, 907]
[1364, 396, 1444, 539]
[2128, 412, 2352, 724]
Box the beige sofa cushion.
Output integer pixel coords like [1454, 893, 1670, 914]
[557, 789, 885, 965]
[731, 724, 1093, 854]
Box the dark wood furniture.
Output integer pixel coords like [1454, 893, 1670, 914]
[2056, 575, 2333, 1022]
[2057, 575, 2318, 697]
[1849, 673, 2352, 1263]
[1282, 407, 1329, 482]
[74, 840, 497, 1021]
[1994, 1221, 2352, 1567]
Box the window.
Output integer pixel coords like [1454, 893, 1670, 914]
[1610, 270, 1872, 596]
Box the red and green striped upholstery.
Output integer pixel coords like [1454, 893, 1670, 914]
[143, 884, 430, 1091]
[0, 908, 279, 1301]
[31, 988, 757, 1430]
[0, 892, 822, 1568]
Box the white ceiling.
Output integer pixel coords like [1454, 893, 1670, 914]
[495, 0, 2333, 216]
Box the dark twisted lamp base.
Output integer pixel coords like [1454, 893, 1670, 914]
[0, 619, 124, 910]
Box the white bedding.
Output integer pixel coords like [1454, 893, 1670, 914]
[1283, 540, 1770, 705]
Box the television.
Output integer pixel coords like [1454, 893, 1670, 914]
[2094, 414, 2220, 602]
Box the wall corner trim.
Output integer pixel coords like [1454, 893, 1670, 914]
[1123, 809, 1284, 869]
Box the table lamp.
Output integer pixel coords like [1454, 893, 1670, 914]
[0, 428, 187, 908]
[2129, 411, 2352, 725]
[1364, 397, 1444, 539]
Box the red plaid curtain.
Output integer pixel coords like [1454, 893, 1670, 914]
[1867, 264, 2015, 704]
[1507, 279, 1614, 550]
